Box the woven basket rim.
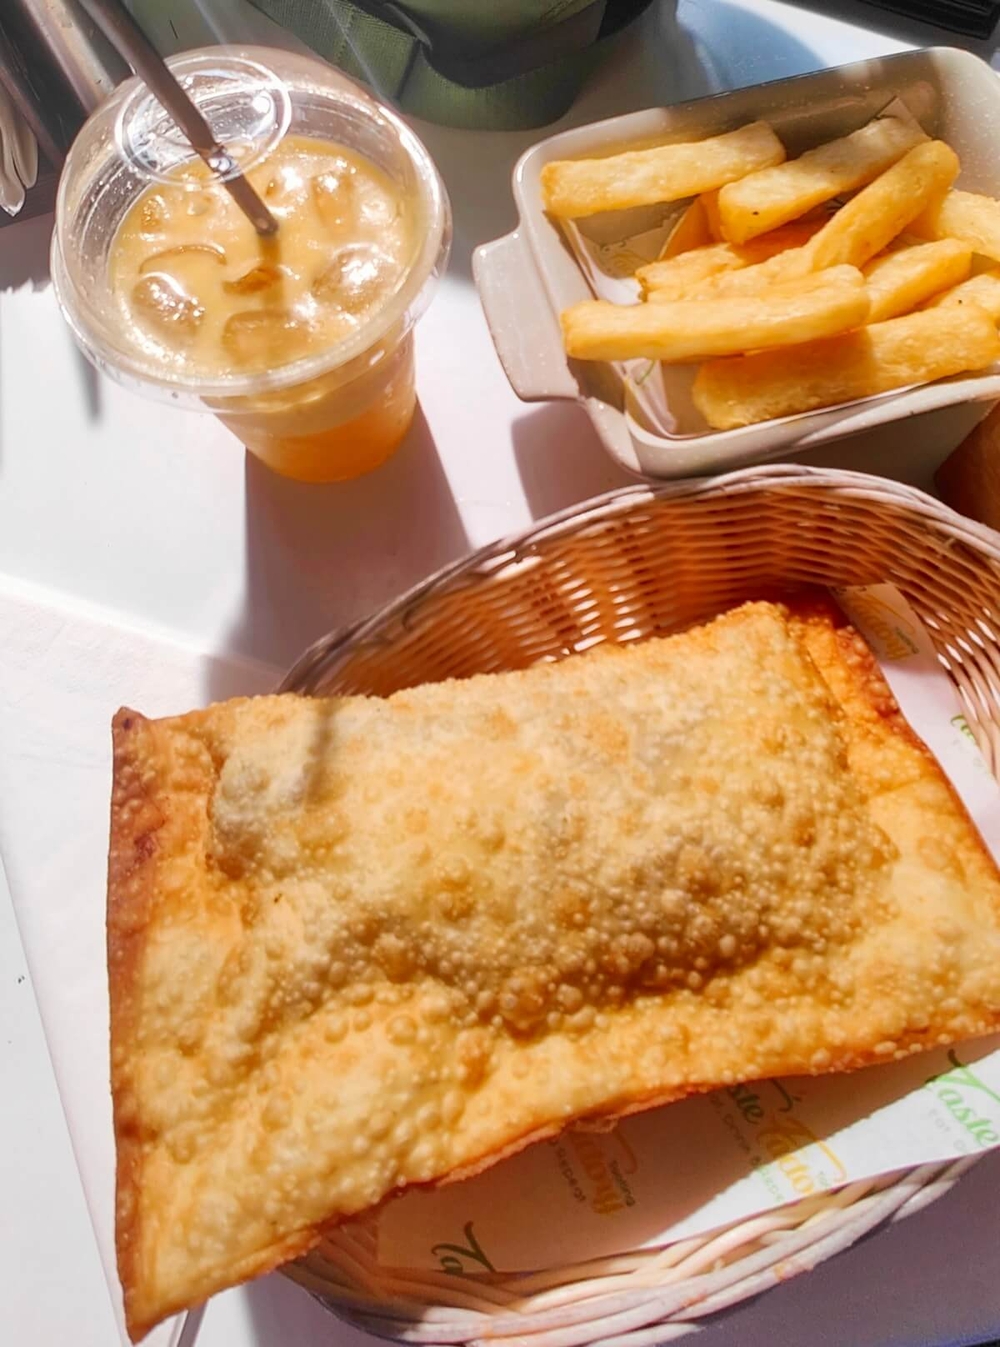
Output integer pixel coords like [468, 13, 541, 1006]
[291, 1159, 976, 1347]
[281, 464, 1000, 693]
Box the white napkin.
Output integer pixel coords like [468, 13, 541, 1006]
[0, 78, 37, 216]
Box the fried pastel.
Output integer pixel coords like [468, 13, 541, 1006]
[108, 601, 1000, 1339]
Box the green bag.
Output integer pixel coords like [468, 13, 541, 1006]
[245, 0, 654, 129]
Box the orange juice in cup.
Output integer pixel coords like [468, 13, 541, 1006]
[52, 49, 450, 483]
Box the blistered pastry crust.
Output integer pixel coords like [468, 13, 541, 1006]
[107, 601, 1000, 1339]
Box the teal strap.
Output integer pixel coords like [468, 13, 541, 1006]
[247, 0, 651, 130]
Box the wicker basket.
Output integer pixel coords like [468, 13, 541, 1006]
[279, 464, 1000, 1345]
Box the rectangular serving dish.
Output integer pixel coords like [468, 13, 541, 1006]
[473, 47, 1000, 480]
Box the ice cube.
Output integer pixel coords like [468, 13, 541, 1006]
[130, 275, 204, 340]
[262, 164, 309, 217]
[311, 244, 396, 314]
[221, 309, 313, 368]
[223, 262, 284, 295]
[186, 189, 218, 218]
[137, 191, 169, 234]
[358, 192, 398, 228]
[311, 164, 357, 236]
[136, 245, 224, 330]
[139, 243, 226, 275]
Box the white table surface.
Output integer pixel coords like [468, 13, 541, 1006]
[4, 2, 1000, 1345]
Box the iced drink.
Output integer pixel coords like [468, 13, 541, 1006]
[110, 136, 418, 481]
[51, 49, 450, 484]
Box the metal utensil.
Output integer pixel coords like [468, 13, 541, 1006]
[5, 0, 126, 114]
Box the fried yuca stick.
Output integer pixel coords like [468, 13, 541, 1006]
[692, 304, 1000, 429]
[717, 116, 926, 244]
[913, 189, 1000, 262]
[863, 238, 972, 322]
[646, 243, 814, 302]
[540, 121, 785, 219]
[925, 269, 1000, 320]
[562, 266, 869, 363]
[806, 140, 960, 272]
[639, 242, 745, 294]
[637, 221, 822, 298]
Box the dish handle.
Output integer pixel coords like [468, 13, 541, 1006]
[473, 230, 579, 402]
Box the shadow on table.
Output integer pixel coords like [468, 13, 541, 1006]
[71, 342, 102, 422]
[0, 213, 102, 423]
[415, 0, 825, 280]
[244, 1270, 373, 1346]
[206, 404, 470, 697]
[513, 402, 635, 520]
[0, 213, 52, 292]
[0, 213, 59, 472]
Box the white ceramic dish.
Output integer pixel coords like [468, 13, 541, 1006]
[473, 47, 1000, 480]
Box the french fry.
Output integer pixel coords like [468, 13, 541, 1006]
[806, 140, 960, 272]
[912, 189, 1000, 262]
[659, 197, 714, 258]
[925, 269, 1000, 320]
[646, 244, 812, 301]
[700, 189, 724, 240]
[863, 238, 972, 322]
[638, 220, 822, 298]
[717, 115, 926, 243]
[692, 304, 1000, 429]
[540, 121, 785, 219]
[561, 266, 869, 363]
[639, 242, 746, 294]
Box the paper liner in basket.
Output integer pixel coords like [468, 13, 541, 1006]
[377, 584, 1000, 1275]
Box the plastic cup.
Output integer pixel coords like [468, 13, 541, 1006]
[51, 46, 451, 482]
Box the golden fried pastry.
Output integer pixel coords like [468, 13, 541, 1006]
[107, 600, 1000, 1339]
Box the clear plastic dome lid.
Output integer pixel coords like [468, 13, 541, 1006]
[51, 46, 452, 403]
[115, 52, 293, 186]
